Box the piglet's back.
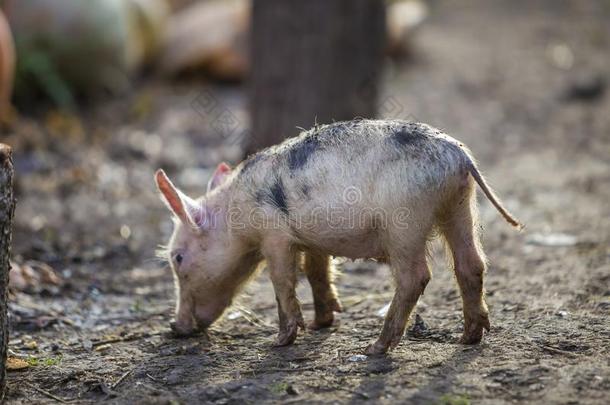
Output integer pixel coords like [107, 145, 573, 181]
[234, 119, 470, 211]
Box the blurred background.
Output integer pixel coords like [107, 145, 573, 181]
[0, 0, 608, 403]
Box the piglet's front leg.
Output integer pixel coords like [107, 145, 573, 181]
[263, 238, 304, 346]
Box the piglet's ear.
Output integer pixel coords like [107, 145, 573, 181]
[207, 162, 232, 193]
[155, 169, 199, 227]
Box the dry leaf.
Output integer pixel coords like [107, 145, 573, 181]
[94, 344, 112, 352]
[7, 357, 29, 371]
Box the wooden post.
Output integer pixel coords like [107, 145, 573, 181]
[0, 144, 14, 399]
[246, 0, 386, 155]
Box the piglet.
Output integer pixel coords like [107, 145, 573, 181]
[155, 119, 521, 355]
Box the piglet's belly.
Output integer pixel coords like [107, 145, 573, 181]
[298, 230, 385, 260]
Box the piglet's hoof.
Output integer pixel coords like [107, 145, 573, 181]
[273, 320, 301, 347]
[307, 317, 334, 331]
[460, 316, 490, 345]
[364, 340, 389, 356]
[169, 321, 208, 340]
[308, 298, 343, 330]
[169, 321, 192, 338]
[308, 309, 336, 330]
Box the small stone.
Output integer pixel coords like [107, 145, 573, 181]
[159, 346, 178, 356]
[166, 369, 183, 385]
[556, 310, 569, 318]
[285, 384, 299, 396]
[347, 354, 368, 362]
[410, 314, 428, 336]
[82, 339, 93, 351]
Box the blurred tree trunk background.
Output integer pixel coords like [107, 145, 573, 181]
[0, 144, 14, 399]
[246, 0, 386, 155]
[0, 9, 14, 124]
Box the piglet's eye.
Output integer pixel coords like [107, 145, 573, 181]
[174, 253, 183, 265]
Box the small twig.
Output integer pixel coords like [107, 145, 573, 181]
[26, 382, 71, 403]
[111, 368, 134, 390]
[229, 305, 272, 328]
[525, 336, 580, 357]
[146, 373, 161, 383]
[340, 292, 394, 307]
[538, 344, 579, 357]
[90, 331, 165, 347]
[241, 366, 317, 375]
[94, 312, 167, 323]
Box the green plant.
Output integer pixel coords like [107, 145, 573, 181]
[269, 382, 289, 395]
[43, 356, 63, 366]
[438, 393, 470, 405]
[26, 355, 63, 367]
[26, 356, 39, 367]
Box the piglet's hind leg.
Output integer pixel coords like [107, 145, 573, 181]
[366, 249, 430, 355]
[442, 185, 490, 344]
[304, 252, 342, 330]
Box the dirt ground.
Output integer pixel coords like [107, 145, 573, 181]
[2, 0, 609, 403]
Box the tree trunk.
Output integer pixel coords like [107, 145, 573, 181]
[246, 0, 386, 155]
[0, 144, 14, 399]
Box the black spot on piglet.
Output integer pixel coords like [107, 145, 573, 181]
[270, 180, 289, 215]
[391, 126, 426, 148]
[288, 135, 320, 171]
[300, 183, 310, 198]
[257, 179, 289, 215]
